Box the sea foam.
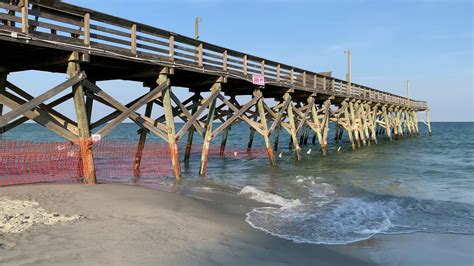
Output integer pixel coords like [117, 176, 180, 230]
[241, 177, 474, 245]
[239, 186, 301, 208]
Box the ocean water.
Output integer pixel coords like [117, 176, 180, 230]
[1, 122, 473, 245]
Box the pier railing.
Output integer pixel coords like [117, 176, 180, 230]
[0, 0, 427, 110]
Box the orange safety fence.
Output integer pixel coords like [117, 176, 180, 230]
[0, 140, 171, 186]
[0, 139, 271, 186]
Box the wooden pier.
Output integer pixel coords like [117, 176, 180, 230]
[0, 0, 431, 184]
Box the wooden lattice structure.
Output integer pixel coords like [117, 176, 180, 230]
[0, 0, 432, 184]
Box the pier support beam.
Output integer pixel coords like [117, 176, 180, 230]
[247, 127, 255, 152]
[349, 101, 361, 148]
[256, 89, 276, 165]
[273, 124, 281, 151]
[360, 103, 370, 146]
[368, 104, 378, 144]
[199, 82, 221, 175]
[284, 93, 301, 160]
[413, 110, 420, 135]
[184, 92, 200, 163]
[425, 109, 432, 136]
[382, 105, 392, 141]
[133, 85, 154, 178]
[220, 123, 229, 156]
[68, 52, 96, 184]
[320, 99, 331, 155]
[310, 102, 323, 151]
[160, 73, 182, 180]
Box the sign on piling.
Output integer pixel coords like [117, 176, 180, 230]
[252, 75, 265, 86]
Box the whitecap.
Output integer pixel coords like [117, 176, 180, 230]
[239, 186, 301, 208]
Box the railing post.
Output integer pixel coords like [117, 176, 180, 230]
[223, 50, 228, 72]
[261, 60, 265, 76]
[313, 74, 317, 91]
[131, 24, 137, 56]
[276, 64, 281, 82]
[290, 68, 294, 84]
[169, 35, 174, 61]
[302, 71, 306, 87]
[243, 55, 248, 76]
[198, 43, 203, 67]
[83, 13, 90, 46]
[21, 0, 29, 33]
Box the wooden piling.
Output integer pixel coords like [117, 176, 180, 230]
[320, 99, 331, 155]
[160, 73, 182, 179]
[220, 124, 229, 156]
[184, 92, 199, 163]
[247, 127, 255, 152]
[349, 101, 361, 148]
[68, 52, 96, 184]
[425, 109, 432, 136]
[199, 82, 221, 175]
[133, 85, 154, 178]
[413, 110, 420, 135]
[310, 101, 324, 152]
[334, 123, 340, 142]
[256, 90, 276, 165]
[382, 106, 392, 141]
[273, 125, 281, 151]
[284, 93, 301, 160]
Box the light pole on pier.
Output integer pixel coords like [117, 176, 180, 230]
[345, 49, 351, 96]
[195, 17, 202, 40]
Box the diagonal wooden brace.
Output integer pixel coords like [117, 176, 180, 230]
[83, 79, 169, 140]
[0, 72, 85, 127]
[176, 85, 221, 140]
[211, 91, 261, 138]
[0, 90, 78, 141]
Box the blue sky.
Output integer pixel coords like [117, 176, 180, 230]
[9, 0, 473, 121]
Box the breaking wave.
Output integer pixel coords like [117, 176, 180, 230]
[239, 178, 474, 245]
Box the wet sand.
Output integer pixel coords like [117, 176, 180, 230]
[0, 184, 472, 265]
[0, 184, 371, 265]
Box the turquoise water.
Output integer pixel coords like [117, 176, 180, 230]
[1, 122, 473, 244]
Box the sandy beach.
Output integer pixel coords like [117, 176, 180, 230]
[0, 184, 472, 266]
[0, 184, 370, 266]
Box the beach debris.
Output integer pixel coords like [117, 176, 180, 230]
[278, 152, 283, 158]
[0, 198, 81, 234]
[233, 151, 238, 156]
[307, 148, 312, 154]
[337, 147, 342, 152]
